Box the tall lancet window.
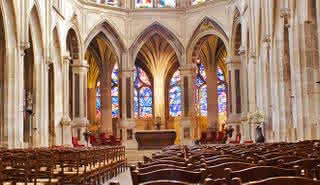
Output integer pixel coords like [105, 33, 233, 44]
[169, 70, 182, 117]
[136, 0, 176, 8]
[96, 82, 101, 120]
[134, 66, 153, 118]
[196, 63, 208, 116]
[135, 0, 153, 8]
[111, 63, 120, 118]
[217, 66, 227, 115]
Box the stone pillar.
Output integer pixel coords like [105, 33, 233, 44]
[119, 66, 137, 149]
[60, 56, 72, 146]
[100, 68, 113, 135]
[206, 65, 218, 131]
[225, 56, 241, 142]
[239, 46, 250, 142]
[71, 61, 89, 145]
[180, 65, 195, 145]
[247, 53, 257, 141]
[87, 88, 96, 123]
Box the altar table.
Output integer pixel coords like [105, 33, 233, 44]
[135, 130, 176, 150]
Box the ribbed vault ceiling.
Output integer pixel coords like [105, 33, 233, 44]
[86, 34, 117, 88]
[199, 35, 227, 75]
[137, 34, 178, 79]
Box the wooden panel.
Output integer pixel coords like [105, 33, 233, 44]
[126, 77, 131, 118]
[184, 77, 189, 117]
[235, 69, 241, 113]
[119, 77, 122, 118]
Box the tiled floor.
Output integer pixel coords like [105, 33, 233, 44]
[105, 170, 132, 185]
[105, 149, 160, 185]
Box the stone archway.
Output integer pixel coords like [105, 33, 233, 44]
[129, 22, 184, 67]
[186, 17, 229, 136]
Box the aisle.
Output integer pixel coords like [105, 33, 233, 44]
[105, 170, 132, 185]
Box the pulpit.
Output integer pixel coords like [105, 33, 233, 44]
[135, 130, 176, 150]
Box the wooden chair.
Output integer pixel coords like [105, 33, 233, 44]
[131, 168, 207, 185]
[72, 137, 85, 147]
[207, 162, 256, 179]
[225, 166, 299, 184]
[140, 180, 192, 185]
[232, 176, 320, 185]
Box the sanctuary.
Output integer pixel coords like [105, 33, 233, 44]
[0, 0, 319, 150]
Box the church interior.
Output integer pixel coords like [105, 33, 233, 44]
[1, 0, 320, 184]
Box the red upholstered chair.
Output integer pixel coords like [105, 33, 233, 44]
[109, 135, 121, 146]
[200, 132, 207, 144]
[89, 135, 99, 146]
[217, 131, 224, 143]
[72, 137, 84, 147]
[99, 133, 110, 145]
[210, 131, 217, 143]
[244, 140, 254, 144]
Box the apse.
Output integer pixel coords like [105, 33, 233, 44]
[136, 33, 179, 125]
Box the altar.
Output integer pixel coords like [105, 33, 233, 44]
[135, 130, 176, 150]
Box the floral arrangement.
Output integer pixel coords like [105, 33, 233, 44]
[248, 111, 265, 124]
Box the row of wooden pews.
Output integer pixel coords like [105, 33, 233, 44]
[123, 141, 320, 185]
[0, 146, 127, 185]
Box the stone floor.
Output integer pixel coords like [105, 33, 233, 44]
[105, 149, 160, 185]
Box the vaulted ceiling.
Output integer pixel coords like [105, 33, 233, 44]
[137, 34, 179, 80]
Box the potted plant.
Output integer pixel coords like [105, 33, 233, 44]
[249, 111, 265, 143]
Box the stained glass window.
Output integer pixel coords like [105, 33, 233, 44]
[96, 0, 119, 7]
[134, 66, 153, 118]
[159, 0, 176, 8]
[96, 82, 101, 120]
[112, 63, 120, 118]
[217, 67, 227, 114]
[192, 0, 206, 5]
[136, 0, 153, 8]
[136, 0, 176, 8]
[169, 70, 182, 117]
[196, 63, 207, 116]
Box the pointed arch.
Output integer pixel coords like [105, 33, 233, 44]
[84, 20, 125, 62]
[186, 17, 229, 65]
[28, 5, 44, 63]
[129, 22, 184, 66]
[230, 8, 242, 56]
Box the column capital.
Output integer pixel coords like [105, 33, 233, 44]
[238, 45, 247, 56]
[280, 8, 291, 19]
[249, 51, 256, 59]
[63, 56, 72, 63]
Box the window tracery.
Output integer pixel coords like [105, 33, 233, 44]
[134, 66, 153, 118]
[168, 70, 182, 117]
[135, 0, 176, 8]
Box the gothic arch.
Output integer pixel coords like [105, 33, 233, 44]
[65, 15, 83, 62]
[129, 22, 184, 66]
[28, 5, 44, 63]
[66, 28, 81, 62]
[230, 8, 241, 56]
[84, 20, 125, 61]
[186, 17, 229, 65]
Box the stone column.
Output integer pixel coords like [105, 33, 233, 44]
[206, 64, 218, 131]
[239, 46, 250, 142]
[119, 67, 137, 149]
[180, 65, 195, 145]
[247, 52, 257, 141]
[100, 68, 113, 135]
[60, 56, 72, 146]
[225, 56, 241, 142]
[71, 61, 89, 145]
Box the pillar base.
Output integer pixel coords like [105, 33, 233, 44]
[180, 117, 193, 145]
[60, 115, 72, 147]
[72, 117, 89, 145]
[119, 119, 138, 149]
